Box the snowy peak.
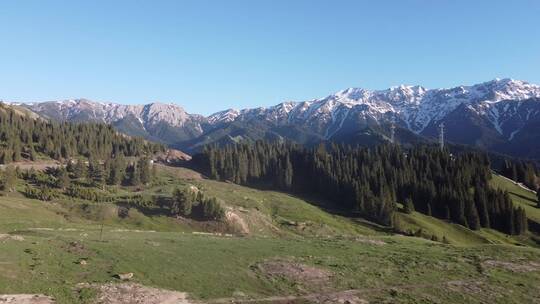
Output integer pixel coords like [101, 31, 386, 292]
[207, 108, 240, 124]
[14, 78, 540, 158]
[24, 99, 203, 128]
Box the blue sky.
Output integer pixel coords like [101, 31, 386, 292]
[0, 0, 539, 115]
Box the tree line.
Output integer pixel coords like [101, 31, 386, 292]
[192, 142, 528, 235]
[1, 159, 227, 222]
[0, 103, 164, 164]
[500, 159, 539, 191]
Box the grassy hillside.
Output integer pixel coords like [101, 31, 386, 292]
[490, 174, 540, 224]
[0, 166, 539, 303]
[1, 199, 539, 303]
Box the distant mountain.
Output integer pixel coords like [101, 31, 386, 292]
[14, 78, 540, 159]
[19, 100, 206, 145]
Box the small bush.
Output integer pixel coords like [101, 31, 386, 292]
[24, 186, 59, 201]
[65, 185, 112, 202]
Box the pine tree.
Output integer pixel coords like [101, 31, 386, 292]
[465, 199, 481, 230]
[151, 163, 158, 182]
[171, 188, 194, 216]
[1, 165, 17, 192]
[201, 197, 225, 220]
[56, 168, 70, 190]
[137, 157, 151, 185]
[73, 160, 87, 179]
[1, 149, 12, 164]
[108, 156, 126, 185]
[88, 160, 104, 189]
[403, 197, 414, 214]
[127, 164, 140, 186]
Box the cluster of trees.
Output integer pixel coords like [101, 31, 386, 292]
[500, 159, 539, 190]
[0, 103, 164, 164]
[15, 157, 156, 202]
[171, 188, 225, 221]
[193, 142, 528, 235]
[65, 156, 156, 188]
[23, 185, 58, 201]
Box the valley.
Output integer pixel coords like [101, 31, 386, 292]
[1, 100, 540, 303]
[0, 163, 539, 303]
[2, 2, 540, 303]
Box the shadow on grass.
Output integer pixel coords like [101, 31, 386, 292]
[510, 191, 537, 205]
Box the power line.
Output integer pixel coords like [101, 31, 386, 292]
[438, 122, 445, 150]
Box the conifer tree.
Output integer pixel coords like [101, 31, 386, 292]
[403, 197, 414, 214]
[56, 168, 70, 190]
[1, 165, 17, 192]
[108, 156, 126, 185]
[127, 164, 140, 186]
[73, 160, 87, 179]
[192, 141, 527, 234]
[137, 157, 151, 185]
[88, 159, 104, 188]
[171, 188, 194, 216]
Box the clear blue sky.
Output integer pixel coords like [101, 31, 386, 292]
[1, 0, 539, 115]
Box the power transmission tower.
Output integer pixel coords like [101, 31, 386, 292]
[390, 117, 396, 144]
[438, 122, 445, 150]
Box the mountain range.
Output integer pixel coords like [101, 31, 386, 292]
[8, 78, 540, 159]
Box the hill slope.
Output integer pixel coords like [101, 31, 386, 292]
[0, 165, 539, 303]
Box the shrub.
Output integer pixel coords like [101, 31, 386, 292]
[24, 186, 58, 201]
[199, 197, 225, 221]
[65, 185, 112, 202]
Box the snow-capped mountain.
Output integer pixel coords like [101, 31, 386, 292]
[23, 99, 205, 128]
[16, 78, 540, 158]
[20, 99, 207, 144]
[207, 78, 540, 137]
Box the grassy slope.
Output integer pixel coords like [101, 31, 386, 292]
[0, 167, 538, 303]
[490, 174, 540, 224]
[148, 166, 381, 237]
[396, 211, 489, 245]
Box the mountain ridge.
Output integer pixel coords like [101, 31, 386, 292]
[8, 78, 540, 158]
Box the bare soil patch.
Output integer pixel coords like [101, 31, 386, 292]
[88, 283, 191, 304]
[61, 241, 92, 256]
[353, 237, 386, 246]
[0, 294, 55, 304]
[255, 259, 333, 290]
[154, 149, 191, 163]
[1, 161, 61, 172]
[225, 210, 250, 235]
[446, 280, 486, 294]
[482, 259, 540, 273]
[0, 234, 24, 242]
[313, 291, 368, 304]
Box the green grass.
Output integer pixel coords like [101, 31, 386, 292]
[0, 222, 539, 303]
[395, 211, 491, 245]
[490, 174, 540, 224]
[193, 179, 380, 237]
[0, 167, 539, 303]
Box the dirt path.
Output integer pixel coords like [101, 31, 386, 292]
[0, 294, 55, 304]
[206, 279, 481, 303]
[94, 283, 191, 304]
[0, 161, 61, 171]
[497, 174, 537, 194]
